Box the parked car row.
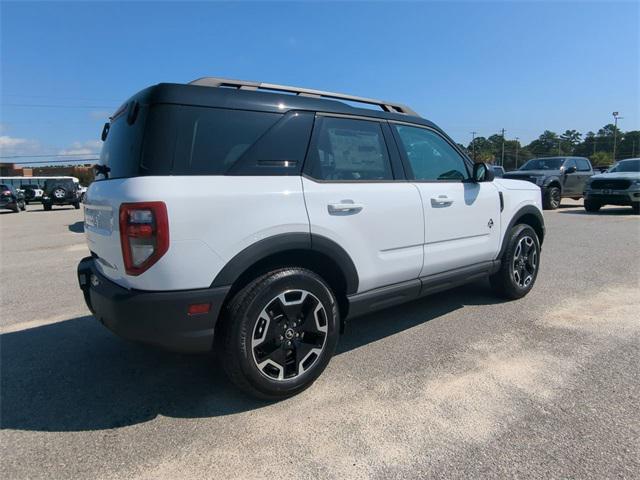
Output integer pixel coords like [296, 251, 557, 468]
[499, 156, 639, 214]
[0, 176, 87, 212]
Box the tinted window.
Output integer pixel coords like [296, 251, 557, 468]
[170, 107, 281, 175]
[98, 102, 148, 179]
[394, 125, 469, 181]
[307, 116, 392, 181]
[563, 158, 576, 170]
[576, 158, 591, 171]
[229, 111, 314, 176]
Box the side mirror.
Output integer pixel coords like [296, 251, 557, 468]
[472, 163, 494, 182]
[565, 166, 577, 174]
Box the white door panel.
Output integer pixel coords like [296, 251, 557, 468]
[417, 182, 501, 276]
[302, 178, 424, 293]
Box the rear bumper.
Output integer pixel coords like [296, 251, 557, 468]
[77, 256, 230, 353]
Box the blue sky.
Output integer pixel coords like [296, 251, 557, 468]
[1, 1, 638, 165]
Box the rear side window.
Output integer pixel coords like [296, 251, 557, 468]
[306, 116, 393, 181]
[576, 158, 591, 171]
[170, 107, 281, 175]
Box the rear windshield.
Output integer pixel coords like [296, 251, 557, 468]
[98, 102, 148, 179]
[98, 103, 284, 179]
[44, 179, 76, 191]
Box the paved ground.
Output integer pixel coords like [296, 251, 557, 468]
[1, 201, 639, 479]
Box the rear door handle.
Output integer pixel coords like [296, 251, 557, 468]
[430, 195, 454, 207]
[328, 200, 364, 215]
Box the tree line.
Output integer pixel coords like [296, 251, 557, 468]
[461, 124, 640, 171]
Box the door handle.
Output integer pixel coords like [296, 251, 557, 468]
[328, 200, 364, 215]
[430, 195, 454, 207]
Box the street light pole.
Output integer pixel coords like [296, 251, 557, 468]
[470, 131, 477, 161]
[515, 136, 520, 169]
[612, 112, 622, 162]
[500, 128, 506, 166]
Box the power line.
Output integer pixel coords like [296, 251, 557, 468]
[4, 159, 97, 165]
[1, 103, 116, 109]
[0, 153, 99, 159]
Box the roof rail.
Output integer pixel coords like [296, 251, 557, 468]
[189, 77, 419, 117]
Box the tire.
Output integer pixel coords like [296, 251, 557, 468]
[11, 202, 20, 213]
[73, 202, 80, 210]
[632, 203, 640, 215]
[490, 224, 541, 300]
[52, 187, 67, 201]
[542, 186, 561, 210]
[220, 268, 339, 400]
[43, 203, 52, 211]
[19, 200, 26, 211]
[584, 199, 601, 212]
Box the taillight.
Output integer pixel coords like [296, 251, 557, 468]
[119, 202, 169, 276]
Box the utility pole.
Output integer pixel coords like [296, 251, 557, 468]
[470, 131, 477, 161]
[612, 112, 622, 162]
[633, 139, 636, 158]
[500, 128, 506, 166]
[557, 139, 561, 156]
[515, 136, 520, 169]
[593, 135, 597, 155]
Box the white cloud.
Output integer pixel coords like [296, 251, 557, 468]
[57, 140, 102, 158]
[0, 135, 41, 156]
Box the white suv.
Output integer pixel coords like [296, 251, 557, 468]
[78, 77, 545, 399]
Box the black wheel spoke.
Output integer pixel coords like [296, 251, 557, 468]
[252, 289, 328, 381]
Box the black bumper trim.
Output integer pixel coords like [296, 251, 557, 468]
[77, 256, 230, 353]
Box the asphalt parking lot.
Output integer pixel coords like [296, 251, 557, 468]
[1, 201, 639, 479]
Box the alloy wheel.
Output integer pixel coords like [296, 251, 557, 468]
[251, 289, 328, 381]
[512, 235, 537, 288]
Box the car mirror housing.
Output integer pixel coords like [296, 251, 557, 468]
[565, 166, 577, 174]
[472, 163, 495, 182]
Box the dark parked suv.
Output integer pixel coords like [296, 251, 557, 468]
[42, 178, 81, 211]
[503, 156, 593, 209]
[0, 184, 26, 213]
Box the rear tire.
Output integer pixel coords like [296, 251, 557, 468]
[19, 200, 26, 211]
[43, 203, 52, 211]
[11, 203, 20, 213]
[490, 224, 541, 300]
[584, 199, 601, 212]
[543, 186, 561, 210]
[219, 268, 339, 400]
[73, 202, 80, 210]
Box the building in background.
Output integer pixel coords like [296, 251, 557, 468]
[0, 163, 95, 185]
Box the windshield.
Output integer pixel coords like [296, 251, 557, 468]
[609, 159, 640, 173]
[520, 158, 564, 171]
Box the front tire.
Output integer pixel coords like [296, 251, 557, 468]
[19, 200, 26, 211]
[220, 268, 339, 400]
[73, 202, 80, 210]
[543, 186, 561, 210]
[584, 199, 601, 212]
[490, 224, 541, 300]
